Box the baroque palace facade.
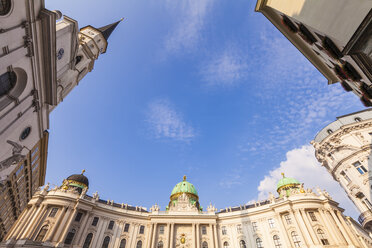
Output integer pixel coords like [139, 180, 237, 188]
[312, 109, 372, 231]
[0, 0, 121, 240]
[1, 172, 371, 248]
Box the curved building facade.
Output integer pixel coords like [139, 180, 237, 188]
[312, 109, 372, 231]
[1, 172, 371, 248]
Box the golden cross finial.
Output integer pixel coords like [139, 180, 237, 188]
[183, 175, 187, 181]
[120, 17, 125, 22]
[281, 172, 285, 178]
[82, 169, 86, 175]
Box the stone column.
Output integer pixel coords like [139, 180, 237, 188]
[276, 213, 291, 247]
[21, 204, 47, 239]
[289, 210, 309, 248]
[45, 206, 67, 242]
[170, 223, 174, 248]
[6, 205, 30, 239]
[318, 209, 339, 245]
[111, 221, 120, 248]
[53, 207, 72, 242]
[293, 209, 313, 245]
[91, 217, 106, 248]
[129, 223, 139, 248]
[57, 207, 78, 245]
[77, 214, 92, 246]
[300, 209, 319, 245]
[11, 205, 35, 239]
[208, 224, 215, 248]
[213, 224, 219, 248]
[196, 224, 200, 248]
[151, 223, 157, 248]
[192, 223, 196, 248]
[146, 223, 154, 248]
[330, 210, 353, 245]
[166, 223, 171, 248]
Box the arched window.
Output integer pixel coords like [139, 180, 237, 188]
[291, 231, 301, 247]
[119, 239, 126, 248]
[223, 241, 229, 248]
[157, 241, 163, 248]
[101, 236, 110, 248]
[35, 225, 48, 242]
[0, 71, 16, 97]
[136, 240, 142, 248]
[83, 233, 93, 248]
[64, 229, 76, 244]
[317, 229, 329, 245]
[202, 241, 208, 248]
[0, 0, 12, 15]
[256, 238, 263, 248]
[273, 235, 282, 248]
[240, 240, 246, 248]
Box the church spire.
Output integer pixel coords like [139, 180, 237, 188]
[97, 18, 123, 41]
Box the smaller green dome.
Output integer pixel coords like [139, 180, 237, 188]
[277, 173, 300, 192]
[171, 176, 198, 198]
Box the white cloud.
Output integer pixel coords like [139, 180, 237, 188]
[201, 46, 249, 87]
[257, 145, 359, 218]
[146, 99, 195, 142]
[164, 0, 213, 53]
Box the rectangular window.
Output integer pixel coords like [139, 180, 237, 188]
[159, 225, 164, 234]
[201, 226, 207, 235]
[236, 224, 242, 233]
[340, 171, 351, 184]
[284, 214, 292, 225]
[252, 222, 258, 232]
[353, 161, 368, 175]
[308, 212, 317, 221]
[139, 225, 145, 234]
[108, 220, 115, 230]
[75, 212, 83, 222]
[124, 223, 130, 232]
[221, 226, 227, 235]
[49, 208, 58, 218]
[268, 218, 275, 228]
[365, 199, 372, 210]
[92, 217, 99, 226]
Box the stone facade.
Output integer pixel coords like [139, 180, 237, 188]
[0, 0, 120, 241]
[1, 174, 371, 248]
[255, 0, 372, 106]
[312, 109, 372, 231]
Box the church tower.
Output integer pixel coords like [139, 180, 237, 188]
[0, 0, 122, 240]
[53, 18, 123, 106]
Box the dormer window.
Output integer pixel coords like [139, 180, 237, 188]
[281, 15, 298, 33]
[327, 129, 333, 134]
[323, 37, 342, 59]
[299, 24, 317, 44]
[354, 117, 362, 122]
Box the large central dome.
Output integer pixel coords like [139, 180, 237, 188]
[170, 176, 198, 199]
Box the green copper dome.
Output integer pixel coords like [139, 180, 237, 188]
[170, 176, 198, 199]
[277, 173, 300, 193]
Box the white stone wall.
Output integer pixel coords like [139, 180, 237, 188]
[312, 109, 372, 230]
[4, 186, 372, 248]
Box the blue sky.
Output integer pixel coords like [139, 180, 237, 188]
[45, 0, 363, 217]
